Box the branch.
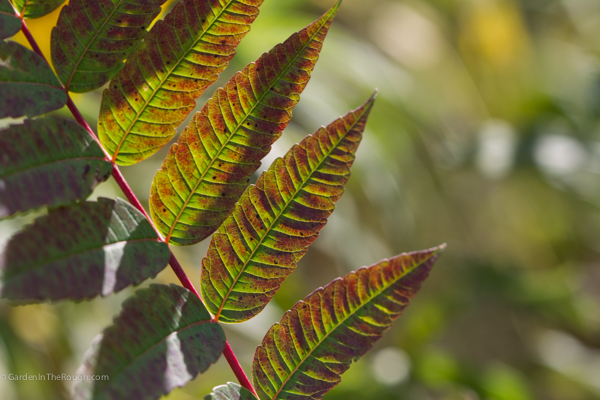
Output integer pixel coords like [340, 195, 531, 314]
[19, 18, 257, 395]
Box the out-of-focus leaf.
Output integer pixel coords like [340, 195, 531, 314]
[12, 0, 65, 19]
[0, 198, 170, 302]
[205, 383, 258, 400]
[98, 0, 265, 165]
[51, 0, 167, 93]
[150, 3, 340, 246]
[0, 41, 66, 118]
[252, 246, 446, 400]
[0, 116, 112, 219]
[202, 93, 376, 323]
[0, 0, 21, 39]
[74, 284, 226, 400]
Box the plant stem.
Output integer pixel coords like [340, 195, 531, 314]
[223, 342, 259, 397]
[20, 18, 257, 395]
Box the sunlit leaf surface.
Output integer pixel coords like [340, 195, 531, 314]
[0, 198, 170, 302]
[0, 41, 66, 118]
[202, 93, 376, 323]
[205, 382, 258, 400]
[0, 0, 21, 39]
[74, 284, 226, 400]
[51, 0, 167, 93]
[12, 0, 65, 19]
[150, 3, 340, 246]
[0, 116, 112, 219]
[99, 0, 264, 165]
[252, 246, 445, 400]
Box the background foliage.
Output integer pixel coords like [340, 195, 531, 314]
[2, 0, 600, 398]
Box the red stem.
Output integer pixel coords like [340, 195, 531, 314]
[223, 342, 259, 397]
[20, 18, 256, 395]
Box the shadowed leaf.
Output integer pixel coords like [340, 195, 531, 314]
[150, 3, 340, 246]
[202, 93, 376, 323]
[0, 41, 66, 118]
[0, 116, 112, 220]
[0, 198, 170, 302]
[74, 284, 226, 400]
[98, 0, 265, 165]
[205, 383, 258, 400]
[51, 0, 167, 93]
[12, 0, 65, 19]
[252, 246, 446, 400]
[0, 0, 20, 39]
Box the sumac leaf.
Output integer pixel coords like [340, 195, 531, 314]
[12, 0, 65, 19]
[202, 93, 376, 323]
[252, 246, 446, 400]
[98, 0, 264, 165]
[150, 3, 340, 246]
[0, 198, 170, 302]
[205, 383, 258, 400]
[0, 41, 66, 118]
[0, 0, 21, 39]
[51, 0, 167, 93]
[74, 284, 225, 400]
[0, 116, 112, 219]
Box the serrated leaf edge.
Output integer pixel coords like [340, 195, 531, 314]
[214, 92, 375, 321]
[263, 244, 445, 400]
[163, 2, 341, 243]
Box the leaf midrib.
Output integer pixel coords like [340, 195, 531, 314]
[215, 105, 369, 321]
[111, 0, 238, 161]
[267, 253, 436, 400]
[0, 155, 106, 179]
[0, 9, 18, 17]
[3, 237, 162, 282]
[0, 81, 61, 89]
[165, 10, 332, 243]
[63, 0, 124, 90]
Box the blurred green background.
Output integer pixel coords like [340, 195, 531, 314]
[3, 0, 600, 398]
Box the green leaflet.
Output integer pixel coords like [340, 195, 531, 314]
[205, 383, 258, 400]
[98, 0, 264, 165]
[0, 41, 66, 118]
[12, 0, 65, 19]
[0, 0, 21, 39]
[202, 93, 376, 323]
[74, 284, 225, 400]
[0, 116, 112, 220]
[252, 246, 446, 400]
[150, 3, 340, 246]
[0, 198, 170, 302]
[51, 0, 167, 93]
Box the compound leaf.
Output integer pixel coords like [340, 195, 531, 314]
[252, 246, 446, 400]
[0, 116, 112, 220]
[12, 0, 65, 19]
[98, 0, 265, 165]
[150, 3, 340, 246]
[51, 0, 168, 93]
[0, 41, 66, 118]
[202, 93, 376, 323]
[0, 198, 170, 302]
[74, 284, 225, 400]
[0, 0, 21, 39]
[205, 383, 258, 400]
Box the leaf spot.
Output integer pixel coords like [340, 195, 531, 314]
[0, 56, 12, 70]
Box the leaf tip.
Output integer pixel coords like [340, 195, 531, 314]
[433, 242, 447, 254]
[418, 243, 447, 263]
[328, 0, 342, 16]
